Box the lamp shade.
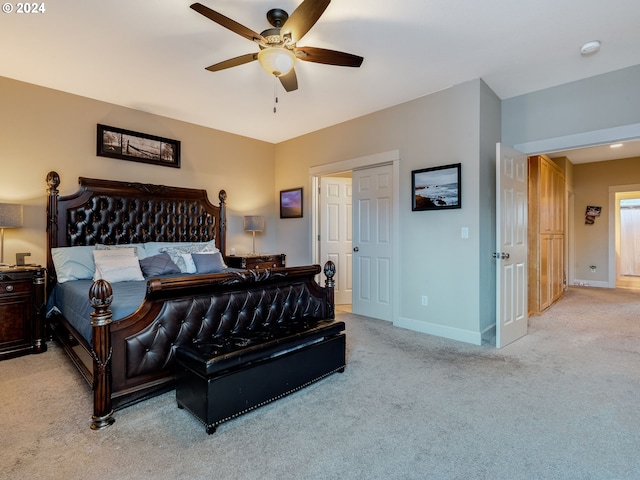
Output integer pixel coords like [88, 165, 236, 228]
[0, 203, 23, 228]
[244, 216, 265, 232]
[257, 47, 296, 77]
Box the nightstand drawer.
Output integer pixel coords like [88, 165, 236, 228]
[0, 281, 32, 295]
[250, 260, 281, 269]
[226, 254, 286, 270]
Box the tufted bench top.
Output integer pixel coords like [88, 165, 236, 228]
[176, 320, 345, 377]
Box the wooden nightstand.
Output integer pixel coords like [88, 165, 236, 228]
[0, 266, 47, 361]
[225, 254, 286, 270]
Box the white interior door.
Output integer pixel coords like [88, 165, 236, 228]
[352, 164, 393, 321]
[496, 144, 528, 348]
[320, 176, 353, 304]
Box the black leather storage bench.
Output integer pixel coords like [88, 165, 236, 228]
[175, 319, 346, 434]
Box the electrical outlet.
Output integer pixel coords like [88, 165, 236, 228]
[421, 296, 428, 306]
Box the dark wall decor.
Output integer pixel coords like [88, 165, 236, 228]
[585, 205, 601, 224]
[280, 187, 303, 218]
[97, 124, 180, 168]
[412, 163, 461, 211]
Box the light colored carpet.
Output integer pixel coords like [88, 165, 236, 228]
[1, 286, 639, 480]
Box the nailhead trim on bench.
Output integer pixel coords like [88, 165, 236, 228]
[178, 364, 345, 432]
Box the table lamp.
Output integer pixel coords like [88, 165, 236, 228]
[0, 203, 23, 265]
[243, 215, 265, 255]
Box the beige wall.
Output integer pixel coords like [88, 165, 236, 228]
[0, 76, 276, 266]
[572, 156, 640, 283]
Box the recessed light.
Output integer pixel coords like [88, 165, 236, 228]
[610, 143, 623, 148]
[580, 40, 601, 56]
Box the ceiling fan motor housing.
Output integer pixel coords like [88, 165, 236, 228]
[266, 8, 289, 28]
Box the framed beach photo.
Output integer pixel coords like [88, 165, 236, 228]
[97, 124, 181, 168]
[412, 163, 461, 211]
[280, 187, 303, 218]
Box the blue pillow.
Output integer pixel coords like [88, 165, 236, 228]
[138, 253, 181, 277]
[191, 252, 225, 274]
[51, 245, 96, 283]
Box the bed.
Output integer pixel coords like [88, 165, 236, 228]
[45, 171, 340, 430]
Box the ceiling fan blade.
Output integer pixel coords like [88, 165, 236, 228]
[205, 53, 258, 72]
[281, 0, 331, 43]
[279, 69, 299, 92]
[190, 3, 266, 44]
[294, 47, 364, 67]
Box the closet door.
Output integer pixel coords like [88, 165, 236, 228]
[529, 155, 565, 313]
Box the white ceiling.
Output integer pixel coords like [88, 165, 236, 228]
[548, 139, 640, 164]
[2, 0, 640, 144]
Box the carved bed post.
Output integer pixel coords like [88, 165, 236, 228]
[89, 280, 115, 430]
[218, 190, 227, 256]
[46, 171, 60, 290]
[323, 261, 336, 319]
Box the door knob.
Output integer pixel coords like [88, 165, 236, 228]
[492, 252, 510, 259]
[353, 247, 359, 252]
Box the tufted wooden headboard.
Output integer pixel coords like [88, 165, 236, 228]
[45, 171, 226, 287]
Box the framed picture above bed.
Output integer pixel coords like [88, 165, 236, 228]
[97, 124, 181, 168]
[280, 187, 303, 218]
[412, 163, 461, 211]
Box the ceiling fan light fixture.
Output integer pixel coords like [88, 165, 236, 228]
[258, 47, 296, 77]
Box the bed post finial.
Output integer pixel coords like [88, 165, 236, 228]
[89, 279, 115, 430]
[323, 261, 336, 319]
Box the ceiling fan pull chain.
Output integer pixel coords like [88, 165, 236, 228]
[273, 76, 279, 113]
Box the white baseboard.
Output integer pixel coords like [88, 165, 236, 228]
[395, 317, 482, 346]
[572, 279, 611, 288]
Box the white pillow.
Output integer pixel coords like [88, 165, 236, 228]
[93, 255, 144, 283]
[51, 246, 96, 283]
[96, 243, 145, 258]
[93, 247, 137, 260]
[179, 253, 197, 274]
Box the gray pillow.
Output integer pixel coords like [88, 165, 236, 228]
[138, 253, 181, 277]
[191, 252, 225, 274]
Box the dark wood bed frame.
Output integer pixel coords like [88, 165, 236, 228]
[46, 171, 228, 427]
[45, 172, 336, 430]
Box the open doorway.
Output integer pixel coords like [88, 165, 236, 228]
[309, 150, 400, 323]
[543, 138, 640, 289]
[615, 192, 640, 289]
[319, 173, 353, 306]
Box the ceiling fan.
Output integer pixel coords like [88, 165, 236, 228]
[190, 0, 364, 92]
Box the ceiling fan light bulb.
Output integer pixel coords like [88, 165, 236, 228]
[258, 48, 295, 77]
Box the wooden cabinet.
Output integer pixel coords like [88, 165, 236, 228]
[529, 155, 565, 314]
[0, 266, 47, 360]
[539, 235, 564, 310]
[225, 254, 286, 270]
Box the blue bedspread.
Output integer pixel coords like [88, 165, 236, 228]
[47, 269, 240, 343]
[48, 280, 148, 342]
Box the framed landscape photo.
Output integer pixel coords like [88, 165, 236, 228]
[280, 187, 303, 218]
[97, 124, 181, 168]
[412, 163, 461, 211]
